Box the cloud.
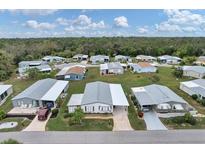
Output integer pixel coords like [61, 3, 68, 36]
[56, 18, 71, 26]
[156, 10, 205, 33]
[59, 15, 106, 33]
[73, 15, 92, 26]
[156, 22, 181, 32]
[24, 20, 56, 30]
[7, 9, 58, 16]
[137, 27, 149, 34]
[114, 16, 129, 28]
[164, 10, 204, 26]
[182, 26, 197, 32]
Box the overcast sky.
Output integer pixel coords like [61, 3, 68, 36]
[0, 9, 205, 38]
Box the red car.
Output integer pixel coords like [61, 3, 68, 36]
[38, 108, 50, 121]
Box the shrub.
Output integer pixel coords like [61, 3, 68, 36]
[64, 113, 73, 119]
[51, 108, 59, 118]
[184, 113, 196, 125]
[172, 68, 183, 78]
[68, 108, 84, 125]
[0, 139, 21, 144]
[198, 99, 205, 106]
[0, 110, 6, 120]
[56, 98, 63, 108]
[191, 94, 198, 100]
[171, 116, 185, 124]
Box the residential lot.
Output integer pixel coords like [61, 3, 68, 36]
[1, 66, 205, 131]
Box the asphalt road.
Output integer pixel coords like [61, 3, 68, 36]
[0, 130, 205, 144]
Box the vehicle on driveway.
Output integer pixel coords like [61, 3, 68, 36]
[37, 108, 50, 121]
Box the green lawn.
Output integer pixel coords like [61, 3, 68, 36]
[0, 118, 31, 132]
[47, 118, 113, 131]
[161, 117, 205, 129]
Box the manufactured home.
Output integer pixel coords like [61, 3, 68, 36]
[67, 81, 129, 113]
[0, 85, 13, 106]
[12, 78, 69, 109]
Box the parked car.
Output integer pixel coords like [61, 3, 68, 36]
[37, 107, 50, 121]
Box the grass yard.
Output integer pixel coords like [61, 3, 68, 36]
[47, 118, 113, 131]
[0, 117, 31, 132]
[161, 117, 205, 129]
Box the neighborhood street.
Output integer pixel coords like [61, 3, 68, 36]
[1, 130, 205, 144]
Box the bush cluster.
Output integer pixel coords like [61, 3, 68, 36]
[51, 108, 59, 118]
[0, 110, 6, 120]
[171, 113, 196, 125]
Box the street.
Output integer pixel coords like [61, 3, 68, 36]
[0, 130, 205, 144]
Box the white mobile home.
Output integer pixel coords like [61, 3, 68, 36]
[100, 62, 124, 75]
[90, 55, 109, 64]
[158, 55, 181, 64]
[182, 66, 205, 79]
[131, 84, 189, 112]
[18, 60, 51, 77]
[73, 54, 88, 61]
[12, 78, 69, 109]
[136, 55, 157, 62]
[0, 85, 13, 105]
[67, 81, 129, 113]
[42, 56, 65, 63]
[115, 55, 130, 62]
[129, 62, 157, 73]
[180, 79, 205, 99]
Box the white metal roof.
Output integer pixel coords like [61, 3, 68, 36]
[100, 63, 108, 70]
[41, 80, 69, 101]
[0, 85, 12, 95]
[67, 94, 84, 106]
[109, 84, 129, 106]
[181, 81, 199, 88]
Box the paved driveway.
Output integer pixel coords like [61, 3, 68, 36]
[144, 111, 167, 130]
[113, 107, 133, 131]
[23, 113, 51, 131]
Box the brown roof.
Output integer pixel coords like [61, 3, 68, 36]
[67, 66, 85, 74]
[137, 62, 152, 68]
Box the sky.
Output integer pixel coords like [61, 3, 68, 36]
[0, 9, 205, 38]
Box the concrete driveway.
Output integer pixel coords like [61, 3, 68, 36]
[144, 111, 167, 130]
[23, 113, 51, 131]
[113, 107, 133, 131]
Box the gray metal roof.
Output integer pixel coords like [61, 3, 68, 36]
[183, 66, 205, 74]
[12, 78, 57, 101]
[182, 79, 205, 97]
[132, 84, 187, 106]
[108, 62, 123, 70]
[81, 81, 113, 105]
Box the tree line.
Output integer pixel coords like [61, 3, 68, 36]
[0, 37, 205, 81]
